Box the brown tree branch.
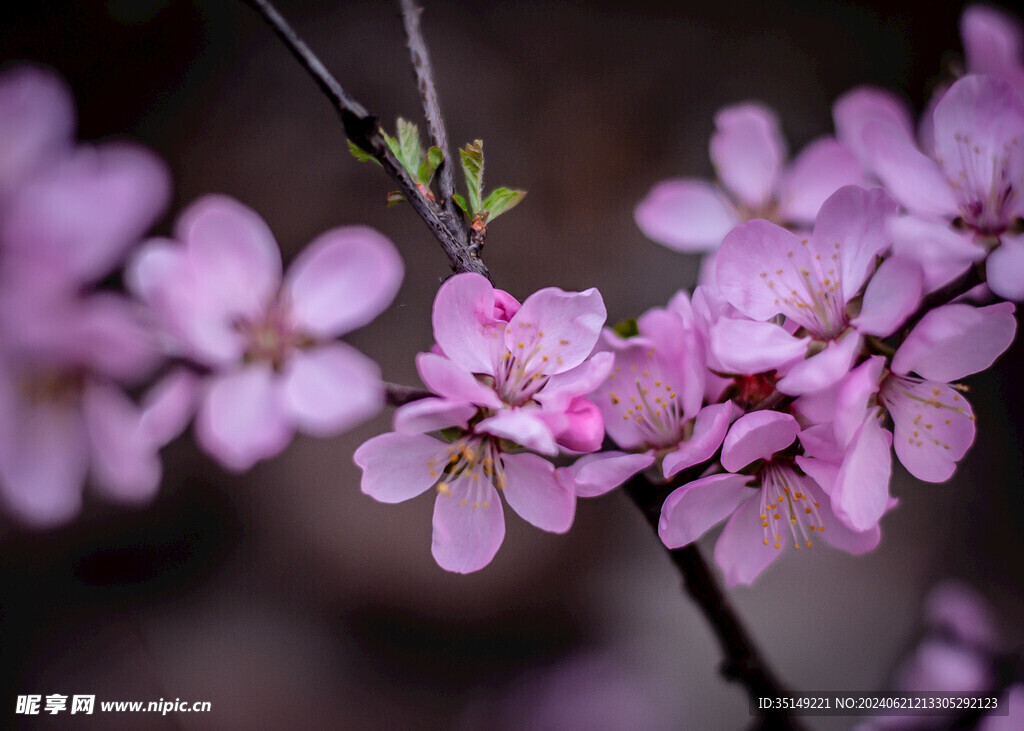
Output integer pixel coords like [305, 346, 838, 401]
[398, 0, 466, 238]
[384, 382, 432, 407]
[241, 0, 490, 281]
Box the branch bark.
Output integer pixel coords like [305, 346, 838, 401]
[242, 0, 490, 281]
[384, 382, 432, 407]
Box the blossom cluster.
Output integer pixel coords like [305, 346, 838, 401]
[0, 64, 401, 526]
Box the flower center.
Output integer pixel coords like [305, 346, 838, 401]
[758, 463, 824, 550]
[236, 299, 311, 370]
[759, 239, 848, 339]
[19, 369, 83, 406]
[606, 354, 685, 449]
[946, 131, 1018, 237]
[427, 435, 507, 507]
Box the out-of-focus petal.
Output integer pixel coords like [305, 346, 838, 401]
[986, 232, 1024, 300]
[861, 122, 959, 217]
[889, 215, 983, 292]
[709, 103, 787, 210]
[634, 178, 739, 252]
[0, 64, 74, 192]
[279, 343, 383, 436]
[432, 476, 505, 573]
[721, 410, 799, 472]
[962, 5, 1024, 76]
[501, 452, 575, 533]
[82, 380, 160, 503]
[776, 137, 866, 225]
[139, 368, 199, 445]
[659, 473, 756, 549]
[283, 225, 403, 338]
[354, 431, 448, 503]
[833, 86, 916, 167]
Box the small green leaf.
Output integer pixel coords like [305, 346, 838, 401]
[612, 318, 639, 338]
[481, 187, 526, 222]
[459, 140, 484, 213]
[381, 130, 402, 163]
[451, 193, 469, 215]
[347, 140, 380, 165]
[385, 191, 406, 207]
[396, 118, 425, 175]
[418, 146, 443, 185]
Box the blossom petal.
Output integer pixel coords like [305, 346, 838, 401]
[716, 218, 808, 322]
[394, 397, 478, 434]
[283, 226, 403, 338]
[634, 178, 739, 251]
[852, 256, 924, 337]
[568, 451, 654, 498]
[962, 5, 1024, 77]
[139, 369, 200, 446]
[432, 476, 505, 573]
[536, 351, 614, 412]
[432, 273, 506, 375]
[810, 479, 881, 555]
[354, 432, 447, 503]
[833, 86, 916, 167]
[721, 411, 799, 472]
[891, 302, 1017, 380]
[659, 473, 757, 549]
[280, 343, 383, 436]
[710, 103, 786, 210]
[710, 318, 809, 375]
[889, 215, 983, 292]
[476, 409, 558, 455]
[833, 355, 885, 447]
[986, 232, 1024, 301]
[505, 286, 606, 374]
[82, 381, 160, 503]
[416, 352, 503, 409]
[714, 494, 787, 586]
[663, 401, 738, 478]
[883, 377, 975, 483]
[554, 397, 605, 453]
[501, 452, 575, 533]
[861, 121, 959, 217]
[776, 137, 866, 225]
[0, 64, 74, 192]
[831, 414, 892, 532]
[195, 365, 291, 472]
[776, 332, 862, 396]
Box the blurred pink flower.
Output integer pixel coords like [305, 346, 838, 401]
[129, 195, 403, 471]
[635, 102, 865, 252]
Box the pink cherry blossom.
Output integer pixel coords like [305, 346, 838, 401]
[659, 411, 880, 586]
[961, 5, 1024, 101]
[635, 102, 865, 252]
[356, 273, 629, 573]
[129, 195, 402, 471]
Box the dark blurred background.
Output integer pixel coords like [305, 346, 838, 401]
[2, 1, 1022, 728]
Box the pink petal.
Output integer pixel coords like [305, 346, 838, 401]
[720, 411, 799, 472]
[831, 414, 892, 532]
[432, 273, 506, 375]
[393, 397, 478, 434]
[776, 137, 866, 225]
[500, 452, 575, 533]
[833, 86, 916, 167]
[852, 256, 924, 337]
[195, 365, 292, 472]
[889, 215, 983, 292]
[82, 380, 160, 504]
[568, 451, 654, 498]
[809, 478, 881, 555]
[634, 178, 739, 252]
[283, 225, 403, 338]
[932, 75, 1024, 217]
[432, 475, 505, 573]
[962, 5, 1024, 77]
[73, 293, 161, 383]
[709, 103, 787, 210]
[476, 409, 558, 455]
[139, 369, 199, 446]
[776, 332, 862, 396]
[176, 195, 282, 321]
[0, 64, 74, 193]
[882, 377, 975, 483]
[833, 355, 885, 446]
[536, 351, 614, 412]
[714, 493, 787, 586]
[416, 352, 502, 409]
[861, 121, 959, 217]
[891, 302, 1017, 381]
[794, 454, 840, 495]
[0, 395, 87, 527]
[1, 143, 171, 284]
[279, 343, 383, 436]
[659, 473, 757, 549]
[505, 286, 607, 374]
[924, 580, 999, 649]
[987, 233, 1024, 300]
[554, 397, 604, 453]
[354, 431, 448, 503]
[710, 318, 809, 375]
[662, 401, 739, 478]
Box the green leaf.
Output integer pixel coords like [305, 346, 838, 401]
[385, 191, 406, 207]
[481, 187, 526, 222]
[418, 146, 443, 185]
[347, 140, 380, 165]
[381, 130, 402, 163]
[459, 140, 484, 213]
[396, 118, 425, 175]
[451, 193, 469, 215]
[612, 318, 639, 338]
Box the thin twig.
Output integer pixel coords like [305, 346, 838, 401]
[385, 382, 432, 406]
[242, 0, 490, 280]
[398, 0, 466, 238]
[624, 473, 806, 730]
